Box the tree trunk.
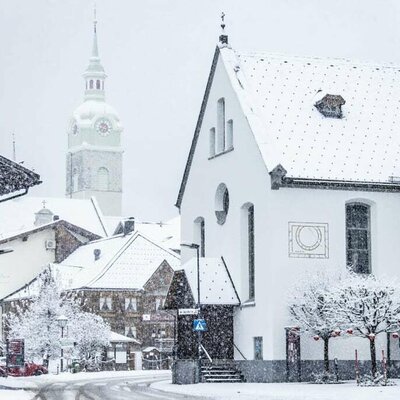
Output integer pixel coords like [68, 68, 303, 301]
[323, 337, 330, 373]
[369, 338, 377, 377]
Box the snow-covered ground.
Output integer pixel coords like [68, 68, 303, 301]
[0, 389, 33, 400]
[152, 380, 400, 400]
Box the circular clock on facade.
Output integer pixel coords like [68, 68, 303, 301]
[95, 119, 112, 136]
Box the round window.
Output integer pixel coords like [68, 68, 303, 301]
[215, 183, 229, 225]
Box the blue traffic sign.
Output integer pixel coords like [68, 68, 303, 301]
[193, 319, 207, 332]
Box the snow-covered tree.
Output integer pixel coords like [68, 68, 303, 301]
[333, 272, 400, 377]
[289, 273, 339, 372]
[6, 268, 110, 369]
[69, 311, 110, 367]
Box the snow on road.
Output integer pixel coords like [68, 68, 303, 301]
[152, 380, 400, 400]
[0, 389, 33, 400]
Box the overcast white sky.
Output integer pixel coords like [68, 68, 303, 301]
[1, 0, 400, 221]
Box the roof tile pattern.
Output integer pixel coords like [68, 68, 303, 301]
[224, 50, 400, 182]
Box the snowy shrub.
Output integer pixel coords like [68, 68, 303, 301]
[309, 371, 340, 384]
[332, 271, 400, 378]
[289, 272, 339, 373]
[359, 374, 396, 387]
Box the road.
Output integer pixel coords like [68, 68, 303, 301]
[29, 372, 205, 400]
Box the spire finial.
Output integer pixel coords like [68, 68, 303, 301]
[93, 3, 97, 34]
[219, 12, 228, 46]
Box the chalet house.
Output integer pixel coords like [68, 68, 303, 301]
[3, 229, 180, 369]
[171, 31, 400, 382]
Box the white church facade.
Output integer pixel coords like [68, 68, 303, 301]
[66, 18, 123, 216]
[174, 32, 400, 382]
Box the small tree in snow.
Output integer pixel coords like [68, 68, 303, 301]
[289, 273, 339, 373]
[333, 272, 400, 377]
[6, 268, 110, 369]
[69, 311, 110, 367]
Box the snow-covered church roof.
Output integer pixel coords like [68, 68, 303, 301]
[177, 44, 400, 207]
[223, 48, 400, 183]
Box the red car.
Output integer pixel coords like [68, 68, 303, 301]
[7, 362, 48, 377]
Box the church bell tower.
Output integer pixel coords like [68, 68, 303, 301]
[66, 12, 123, 216]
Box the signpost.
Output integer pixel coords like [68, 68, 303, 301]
[6, 339, 25, 370]
[193, 319, 207, 332]
[178, 308, 199, 316]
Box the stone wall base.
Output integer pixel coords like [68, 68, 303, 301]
[235, 359, 400, 382]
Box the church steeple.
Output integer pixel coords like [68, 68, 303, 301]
[83, 7, 106, 101]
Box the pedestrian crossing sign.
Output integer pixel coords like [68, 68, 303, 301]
[193, 319, 207, 332]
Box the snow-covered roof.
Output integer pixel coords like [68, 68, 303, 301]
[182, 257, 239, 305]
[60, 231, 181, 290]
[0, 196, 108, 238]
[110, 331, 141, 344]
[0, 155, 41, 198]
[221, 48, 400, 182]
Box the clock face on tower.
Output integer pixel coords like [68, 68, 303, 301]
[95, 119, 112, 136]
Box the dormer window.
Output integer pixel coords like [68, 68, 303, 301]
[315, 94, 345, 118]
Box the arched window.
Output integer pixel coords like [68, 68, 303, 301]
[125, 324, 137, 338]
[194, 217, 205, 257]
[209, 128, 216, 157]
[72, 168, 79, 192]
[241, 203, 255, 300]
[96, 80, 101, 89]
[89, 80, 94, 89]
[217, 98, 225, 153]
[97, 167, 109, 191]
[226, 119, 233, 150]
[346, 202, 371, 274]
[215, 183, 229, 225]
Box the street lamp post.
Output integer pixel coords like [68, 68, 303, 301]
[56, 315, 68, 373]
[181, 242, 201, 383]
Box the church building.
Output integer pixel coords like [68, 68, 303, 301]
[171, 25, 400, 382]
[66, 17, 123, 216]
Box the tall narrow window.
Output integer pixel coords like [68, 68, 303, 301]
[209, 128, 216, 157]
[226, 119, 233, 150]
[97, 167, 109, 191]
[217, 98, 225, 153]
[96, 80, 101, 89]
[194, 217, 205, 257]
[346, 203, 371, 274]
[241, 203, 255, 300]
[89, 80, 94, 89]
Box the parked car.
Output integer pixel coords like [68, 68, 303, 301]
[7, 362, 48, 377]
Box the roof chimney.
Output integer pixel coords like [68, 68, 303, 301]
[124, 217, 135, 236]
[94, 248, 101, 261]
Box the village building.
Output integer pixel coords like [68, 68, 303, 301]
[169, 28, 400, 383]
[3, 228, 180, 370]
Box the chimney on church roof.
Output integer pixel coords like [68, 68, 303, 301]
[219, 12, 228, 46]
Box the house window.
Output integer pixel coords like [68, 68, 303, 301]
[97, 167, 109, 191]
[194, 217, 205, 257]
[346, 202, 371, 274]
[209, 128, 216, 157]
[96, 79, 101, 89]
[125, 297, 137, 311]
[99, 296, 112, 311]
[241, 203, 255, 300]
[254, 337, 263, 360]
[217, 98, 225, 153]
[155, 298, 164, 310]
[226, 119, 233, 150]
[125, 325, 137, 338]
[215, 183, 229, 225]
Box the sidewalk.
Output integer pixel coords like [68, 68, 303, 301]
[152, 379, 400, 400]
